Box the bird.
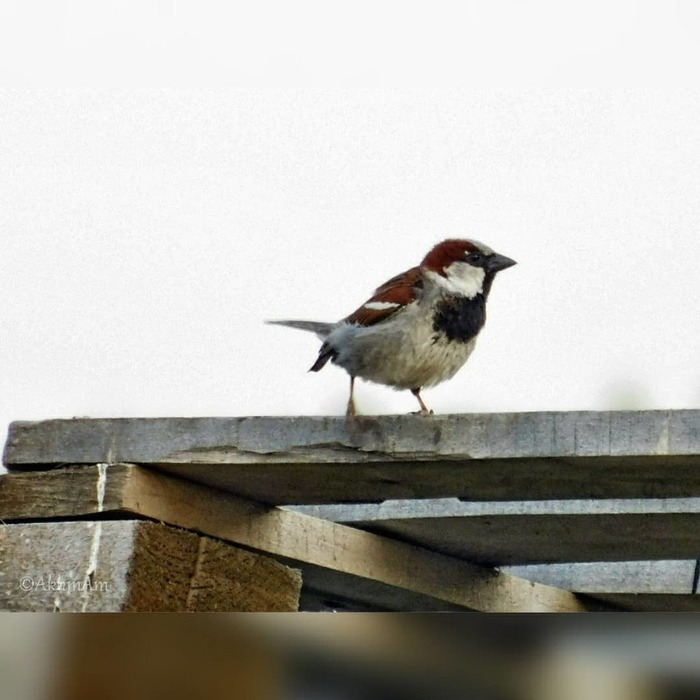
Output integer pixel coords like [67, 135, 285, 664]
[268, 239, 516, 416]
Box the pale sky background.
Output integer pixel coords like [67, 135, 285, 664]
[2, 5, 700, 469]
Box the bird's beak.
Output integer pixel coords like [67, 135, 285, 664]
[487, 253, 517, 273]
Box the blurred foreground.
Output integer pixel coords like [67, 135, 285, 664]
[2, 615, 700, 700]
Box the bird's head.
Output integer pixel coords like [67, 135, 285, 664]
[421, 239, 517, 298]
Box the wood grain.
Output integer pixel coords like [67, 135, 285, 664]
[0, 465, 589, 612]
[4, 411, 699, 503]
[0, 518, 301, 612]
[292, 498, 700, 566]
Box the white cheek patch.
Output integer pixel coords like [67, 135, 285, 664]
[425, 263, 485, 298]
[364, 301, 401, 311]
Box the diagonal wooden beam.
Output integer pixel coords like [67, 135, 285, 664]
[0, 464, 591, 612]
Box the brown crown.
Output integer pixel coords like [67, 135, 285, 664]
[420, 239, 480, 273]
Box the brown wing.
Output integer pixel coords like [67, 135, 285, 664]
[309, 267, 423, 373]
[343, 266, 423, 327]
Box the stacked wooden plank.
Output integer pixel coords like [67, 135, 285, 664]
[2, 410, 699, 611]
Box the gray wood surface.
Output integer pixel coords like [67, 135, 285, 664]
[289, 498, 700, 565]
[326, 512, 700, 565]
[4, 410, 699, 503]
[502, 561, 696, 594]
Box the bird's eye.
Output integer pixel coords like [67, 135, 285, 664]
[467, 251, 483, 264]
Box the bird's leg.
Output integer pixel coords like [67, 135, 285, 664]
[410, 387, 433, 415]
[346, 376, 356, 417]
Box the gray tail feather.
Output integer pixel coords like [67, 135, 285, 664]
[266, 319, 334, 340]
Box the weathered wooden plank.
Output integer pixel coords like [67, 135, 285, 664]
[0, 519, 301, 612]
[0, 463, 128, 520]
[337, 515, 700, 566]
[502, 561, 696, 594]
[289, 498, 700, 566]
[0, 465, 590, 612]
[4, 411, 699, 503]
[7, 411, 698, 463]
[290, 496, 700, 519]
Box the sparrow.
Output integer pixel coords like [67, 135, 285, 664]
[268, 239, 516, 416]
